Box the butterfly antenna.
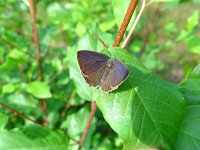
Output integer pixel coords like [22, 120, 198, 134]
[92, 32, 109, 49]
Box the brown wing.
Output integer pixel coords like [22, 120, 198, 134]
[100, 60, 129, 92]
[77, 50, 109, 87]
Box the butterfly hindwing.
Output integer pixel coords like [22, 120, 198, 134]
[100, 60, 129, 92]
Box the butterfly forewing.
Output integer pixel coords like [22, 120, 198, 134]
[77, 50, 109, 87]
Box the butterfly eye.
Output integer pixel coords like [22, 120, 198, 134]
[107, 63, 112, 68]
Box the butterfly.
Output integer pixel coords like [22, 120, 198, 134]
[77, 50, 129, 92]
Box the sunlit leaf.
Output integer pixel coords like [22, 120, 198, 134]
[25, 81, 52, 99]
[186, 10, 199, 31]
[2, 83, 20, 95]
[96, 48, 185, 149]
[99, 20, 116, 32]
[192, 64, 200, 76]
[0, 125, 68, 150]
[187, 36, 200, 54]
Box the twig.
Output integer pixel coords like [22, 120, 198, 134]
[113, 0, 139, 47]
[0, 102, 46, 128]
[78, 101, 97, 150]
[92, 33, 109, 49]
[28, 0, 48, 126]
[61, 92, 75, 118]
[139, 4, 162, 60]
[28, 0, 43, 80]
[122, 0, 146, 48]
[49, 64, 67, 84]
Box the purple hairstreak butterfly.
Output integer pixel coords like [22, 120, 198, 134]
[77, 50, 129, 92]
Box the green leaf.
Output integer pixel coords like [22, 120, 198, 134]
[76, 23, 86, 36]
[151, 0, 174, 2]
[179, 78, 200, 105]
[51, 58, 62, 72]
[192, 64, 200, 76]
[61, 106, 90, 136]
[61, 106, 97, 150]
[0, 125, 68, 150]
[96, 48, 185, 149]
[0, 48, 27, 71]
[2, 83, 20, 95]
[99, 20, 116, 32]
[176, 105, 200, 149]
[179, 65, 200, 105]
[176, 30, 189, 41]
[177, 68, 200, 149]
[186, 10, 199, 31]
[164, 22, 177, 33]
[187, 36, 200, 54]
[25, 81, 52, 99]
[183, 64, 193, 79]
[0, 113, 8, 129]
[142, 46, 164, 70]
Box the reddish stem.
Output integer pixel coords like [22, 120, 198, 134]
[113, 0, 139, 47]
[28, 0, 48, 126]
[0, 103, 46, 128]
[61, 92, 75, 118]
[28, 0, 43, 80]
[78, 101, 97, 150]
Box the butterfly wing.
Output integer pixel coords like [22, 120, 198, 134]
[77, 50, 109, 87]
[100, 60, 129, 92]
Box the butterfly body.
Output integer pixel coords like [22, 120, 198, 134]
[77, 50, 128, 92]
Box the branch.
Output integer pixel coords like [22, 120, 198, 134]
[28, 0, 43, 80]
[49, 64, 67, 84]
[78, 101, 97, 150]
[28, 0, 48, 126]
[92, 32, 109, 49]
[61, 92, 75, 118]
[113, 0, 139, 47]
[122, 0, 146, 48]
[0, 102, 46, 128]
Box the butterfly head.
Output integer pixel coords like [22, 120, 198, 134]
[106, 57, 116, 69]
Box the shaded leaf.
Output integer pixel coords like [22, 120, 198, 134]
[179, 64, 200, 105]
[0, 49, 27, 71]
[176, 105, 200, 149]
[177, 64, 200, 149]
[0, 113, 8, 129]
[179, 78, 200, 105]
